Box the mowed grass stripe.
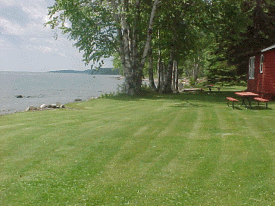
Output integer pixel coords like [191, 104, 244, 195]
[82, 99, 201, 205]
[1, 91, 275, 205]
[206, 105, 275, 205]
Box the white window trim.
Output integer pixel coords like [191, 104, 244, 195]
[259, 54, 264, 74]
[249, 56, 255, 79]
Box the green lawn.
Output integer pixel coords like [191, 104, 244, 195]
[1, 87, 275, 205]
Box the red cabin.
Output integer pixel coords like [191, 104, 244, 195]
[247, 44, 275, 100]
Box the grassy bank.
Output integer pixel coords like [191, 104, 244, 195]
[1, 87, 275, 205]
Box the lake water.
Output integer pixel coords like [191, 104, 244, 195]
[0, 71, 123, 115]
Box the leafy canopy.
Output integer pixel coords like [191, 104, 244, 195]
[46, 0, 117, 67]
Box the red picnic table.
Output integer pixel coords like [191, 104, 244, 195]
[206, 85, 220, 92]
[235, 92, 259, 109]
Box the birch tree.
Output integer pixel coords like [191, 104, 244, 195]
[46, 0, 160, 95]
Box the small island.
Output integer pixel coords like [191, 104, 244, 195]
[49, 68, 120, 75]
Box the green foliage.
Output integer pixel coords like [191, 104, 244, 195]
[207, 54, 238, 83]
[211, 0, 275, 75]
[46, 0, 117, 66]
[45, 0, 275, 88]
[189, 76, 197, 86]
[112, 53, 123, 75]
[153, 0, 211, 63]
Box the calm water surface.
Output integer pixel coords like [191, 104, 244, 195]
[0, 71, 123, 115]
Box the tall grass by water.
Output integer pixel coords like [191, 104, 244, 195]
[1, 87, 275, 205]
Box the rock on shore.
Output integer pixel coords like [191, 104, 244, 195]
[25, 106, 38, 111]
[26, 104, 65, 112]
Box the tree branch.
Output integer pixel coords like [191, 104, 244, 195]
[140, 0, 161, 67]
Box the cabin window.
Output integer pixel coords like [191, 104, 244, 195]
[259, 54, 264, 73]
[249, 56, 255, 79]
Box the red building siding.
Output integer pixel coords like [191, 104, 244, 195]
[247, 49, 275, 99]
[262, 50, 275, 95]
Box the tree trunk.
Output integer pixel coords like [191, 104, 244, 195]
[123, 62, 143, 95]
[192, 57, 199, 83]
[175, 61, 179, 92]
[121, 0, 160, 95]
[157, 56, 161, 91]
[158, 57, 174, 93]
[158, 62, 166, 93]
[172, 60, 179, 92]
[148, 47, 156, 91]
[159, 48, 173, 93]
[157, 30, 161, 92]
[164, 50, 173, 93]
[172, 60, 176, 90]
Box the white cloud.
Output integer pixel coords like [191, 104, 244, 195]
[25, 45, 55, 53]
[1, 0, 49, 24]
[0, 0, 17, 6]
[22, 6, 46, 20]
[21, 1, 49, 23]
[0, 38, 13, 49]
[0, 18, 25, 35]
[1, 0, 44, 6]
[58, 52, 67, 57]
[0, 17, 49, 39]
[0, 0, 113, 72]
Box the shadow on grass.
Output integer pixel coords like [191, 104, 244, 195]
[228, 105, 273, 110]
[170, 101, 208, 108]
[104, 90, 274, 110]
[104, 90, 243, 104]
[227, 106, 243, 110]
[251, 106, 273, 110]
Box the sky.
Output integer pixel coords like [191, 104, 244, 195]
[0, 0, 113, 72]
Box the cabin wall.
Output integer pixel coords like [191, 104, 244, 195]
[247, 50, 275, 99]
[262, 50, 275, 97]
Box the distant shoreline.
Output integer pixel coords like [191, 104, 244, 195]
[48, 68, 120, 75]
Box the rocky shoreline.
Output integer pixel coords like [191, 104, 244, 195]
[25, 103, 66, 112]
[0, 96, 99, 116]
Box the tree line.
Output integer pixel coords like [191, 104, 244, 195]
[46, 0, 275, 95]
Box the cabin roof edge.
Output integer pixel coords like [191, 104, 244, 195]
[261, 44, 275, 52]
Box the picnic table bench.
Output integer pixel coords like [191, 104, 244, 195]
[226, 97, 239, 109]
[254, 97, 269, 108]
